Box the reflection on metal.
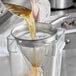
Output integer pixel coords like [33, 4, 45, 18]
[51, 14, 71, 25]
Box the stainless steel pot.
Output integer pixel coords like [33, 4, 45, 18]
[1, 0, 32, 9]
[50, 0, 73, 9]
[0, 0, 7, 17]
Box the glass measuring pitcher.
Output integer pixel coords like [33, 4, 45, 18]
[10, 22, 57, 76]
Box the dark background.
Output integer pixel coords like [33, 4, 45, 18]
[73, 0, 76, 2]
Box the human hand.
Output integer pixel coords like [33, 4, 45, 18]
[30, 0, 36, 6]
[30, 0, 39, 21]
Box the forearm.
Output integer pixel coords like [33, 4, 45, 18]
[37, 0, 51, 22]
